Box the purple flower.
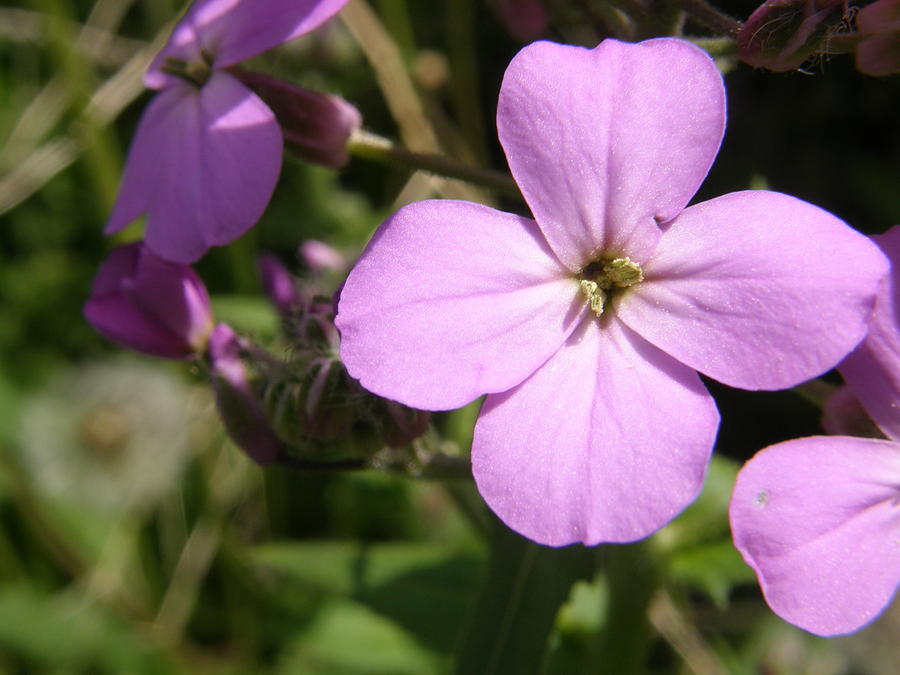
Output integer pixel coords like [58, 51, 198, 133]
[234, 70, 361, 169]
[259, 253, 302, 315]
[730, 225, 900, 636]
[84, 242, 214, 359]
[335, 38, 888, 546]
[105, 0, 349, 263]
[300, 239, 347, 274]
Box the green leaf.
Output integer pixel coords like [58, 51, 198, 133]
[669, 539, 756, 608]
[254, 541, 484, 653]
[454, 518, 596, 675]
[277, 599, 442, 675]
[654, 455, 739, 552]
[0, 584, 173, 674]
[210, 295, 281, 339]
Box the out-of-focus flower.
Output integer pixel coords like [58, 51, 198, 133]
[234, 70, 361, 169]
[856, 1, 900, 76]
[839, 226, 900, 439]
[208, 323, 283, 465]
[105, 0, 350, 263]
[21, 359, 198, 512]
[737, 0, 845, 71]
[300, 239, 347, 274]
[259, 253, 303, 315]
[84, 242, 213, 359]
[336, 38, 888, 546]
[730, 225, 900, 636]
[492, 0, 549, 42]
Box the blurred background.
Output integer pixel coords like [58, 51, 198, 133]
[0, 0, 898, 672]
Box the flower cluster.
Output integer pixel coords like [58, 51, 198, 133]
[82, 0, 899, 642]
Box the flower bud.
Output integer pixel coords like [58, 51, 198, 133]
[208, 324, 283, 465]
[296, 357, 360, 441]
[380, 400, 431, 448]
[737, 0, 844, 72]
[492, 0, 549, 42]
[84, 242, 213, 359]
[300, 240, 347, 274]
[295, 296, 341, 353]
[855, 0, 900, 76]
[233, 70, 362, 169]
[259, 254, 302, 315]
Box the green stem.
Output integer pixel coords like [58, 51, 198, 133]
[598, 541, 661, 675]
[347, 128, 522, 199]
[443, 482, 490, 537]
[689, 36, 739, 58]
[446, 0, 489, 164]
[792, 379, 834, 408]
[375, 0, 417, 63]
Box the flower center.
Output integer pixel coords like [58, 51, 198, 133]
[160, 50, 215, 88]
[578, 257, 644, 317]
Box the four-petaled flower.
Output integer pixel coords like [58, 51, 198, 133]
[336, 38, 888, 546]
[105, 0, 350, 263]
[730, 225, 900, 636]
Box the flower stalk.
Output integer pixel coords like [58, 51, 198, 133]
[346, 128, 522, 199]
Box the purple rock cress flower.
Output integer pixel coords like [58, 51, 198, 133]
[105, 0, 349, 263]
[730, 226, 900, 636]
[84, 242, 214, 359]
[335, 38, 889, 546]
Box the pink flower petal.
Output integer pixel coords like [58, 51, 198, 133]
[472, 318, 719, 546]
[146, 0, 348, 87]
[617, 190, 889, 390]
[730, 436, 900, 636]
[497, 38, 725, 270]
[84, 243, 213, 359]
[106, 72, 282, 263]
[840, 226, 900, 441]
[335, 200, 583, 411]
